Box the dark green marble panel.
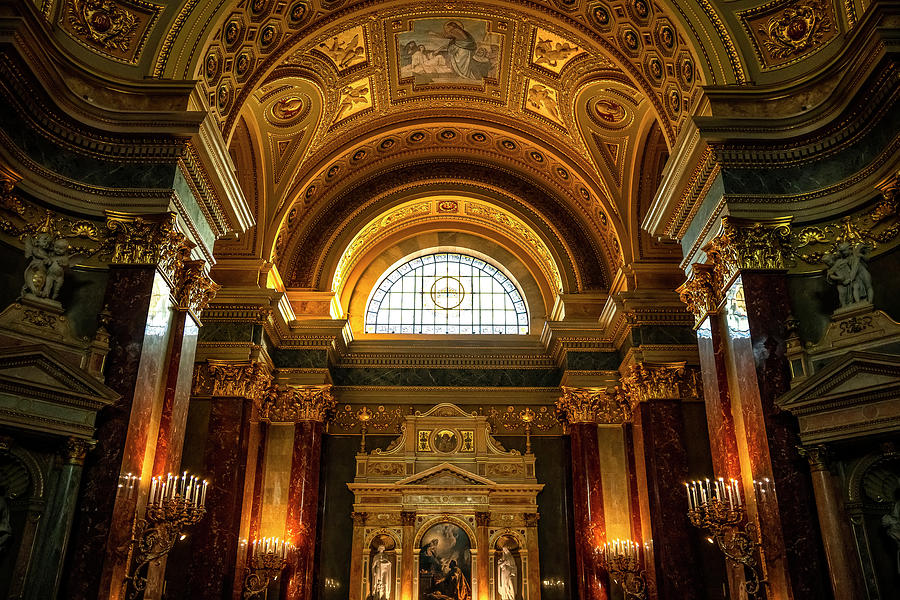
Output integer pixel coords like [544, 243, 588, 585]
[619, 325, 697, 354]
[269, 347, 329, 368]
[330, 367, 562, 387]
[198, 322, 256, 343]
[564, 351, 620, 371]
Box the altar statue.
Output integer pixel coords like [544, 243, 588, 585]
[371, 544, 392, 600]
[497, 546, 517, 600]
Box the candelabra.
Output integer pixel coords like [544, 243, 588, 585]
[686, 478, 765, 598]
[243, 538, 292, 599]
[598, 539, 647, 600]
[125, 472, 208, 599]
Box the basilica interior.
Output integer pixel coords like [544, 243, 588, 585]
[0, 0, 898, 599]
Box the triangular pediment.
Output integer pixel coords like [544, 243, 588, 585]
[778, 352, 900, 411]
[0, 345, 119, 404]
[397, 463, 496, 487]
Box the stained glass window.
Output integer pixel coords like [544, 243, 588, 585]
[364, 252, 529, 334]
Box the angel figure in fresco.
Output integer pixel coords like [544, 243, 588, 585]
[335, 83, 370, 121]
[497, 546, 518, 600]
[319, 33, 364, 69]
[533, 38, 579, 68]
[371, 544, 392, 600]
[526, 84, 559, 121]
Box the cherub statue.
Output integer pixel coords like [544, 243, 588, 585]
[43, 238, 73, 300]
[21, 232, 53, 298]
[824, 242, 874, 308]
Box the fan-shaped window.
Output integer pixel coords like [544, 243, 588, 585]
[364, 252, 529, 334]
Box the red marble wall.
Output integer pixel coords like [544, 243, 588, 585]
[281, 420, 324, 600]
[569, 423, 609, 600]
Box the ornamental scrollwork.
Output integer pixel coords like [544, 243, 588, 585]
[620, 363, 701, 405]
[487, 405, 559, 433]
[66, 0, 139, 53]
[760, 1, 832, 60]
[557, 387, 632, 424]
[195, 361, 273, 401]
[174, 259, 220, 316]
[259, 384, 336, 423]
[330, 404, 404, 433]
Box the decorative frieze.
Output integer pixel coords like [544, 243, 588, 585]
[557, 386, 632, 424]
[259, 384, 336, 423]
[620, 363, 701, 404]
[193, 360, 272, 400]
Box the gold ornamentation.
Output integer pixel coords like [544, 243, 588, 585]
[677, 263, 719, 325]
[532, 29, 583, 73]
[101, 213, 185, 266]
[797, 444, 829, 471]
[487, 405, 558, 433]
[367, 462, 406, 476]
[788, 193, 900, 265]
[704, 217, 792, 288]
[760, 2, 832, 60]
[620, 363, 701, 404]
[334, 78, 372, 123]
[66, 0, 138, 52]
[316, 26, 367, 71]
[201, 361, 272, 400]
[174, 260, 220, 316]
[524, 80, 564, 126]
[259, 384, 336, 423]
[557, 387, 632, 424]
[330, 404, 404, 432]
[63, 437, 95, 464]
[22, 307, 60, 328]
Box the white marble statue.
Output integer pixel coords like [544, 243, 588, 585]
[824, 242, 874, 308]
[371, 544, 392, 600]
[497, 546, 517, 600]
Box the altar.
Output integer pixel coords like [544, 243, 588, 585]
[347, 404, 544, 600]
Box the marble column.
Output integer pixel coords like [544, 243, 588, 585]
[182, 361, 270, 600]
[559, 387, 631, 600]
[62, 265, 169, 600]
[276, 385, 334, 600]
[400, 510, 416, 600]
[569, 422, 608, 600]
[475, 512, 491, 600]
[701, 219, 828, 599]
[27, 438, 91, 600]
[799, 445, 864, 600]
[625, 364, 704, 600]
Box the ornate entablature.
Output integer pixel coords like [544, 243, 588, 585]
[348, 403, 543, 600]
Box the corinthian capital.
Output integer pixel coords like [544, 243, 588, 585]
[193, 360, 272, 400]
[621, 363, 701, 404]
[677, 263, 719, 325]
[174, 259, 220, 316]
[556, 386, 632, 424]
[260, 384, 336, 423]
[704, 216, 792, 289]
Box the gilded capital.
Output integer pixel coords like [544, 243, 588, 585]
[704, 216, 792, 289]
[174, 259, 220, 316]
[351, 511, 368, 526]
[260, 384, 336, 423]
[677, 262, 719, 325]
[194, 361, 272, 400]
[557, 386, 632, 424]
[798, 444, 829, 472]
[102, 213, 188, 267]
[621, 363, 701, 404]
[400, 511, 417, 526]
[63, 437, 95, 465]
[475, 511, 491, 527]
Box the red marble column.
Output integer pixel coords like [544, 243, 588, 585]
[632, 398, 704, 600]
[569, 422, 609, 600]
[185, 394, 257, 599]
[281, 419, 325, 600]
[62, 266, 172, 600]
[722, 271, 828, 599]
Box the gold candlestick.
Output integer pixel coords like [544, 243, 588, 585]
[125, 473, 208, 599]
[685, 478, 765, 598]
[243, 538, 292, 599]
[598, 539, 647, 600]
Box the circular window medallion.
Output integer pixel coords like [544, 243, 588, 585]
[430, 276, 465, 309]
[432, 429, 460, 453]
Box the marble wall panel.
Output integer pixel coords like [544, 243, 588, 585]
[331, 367, 562, 387]
[596, 426, 631, 540]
